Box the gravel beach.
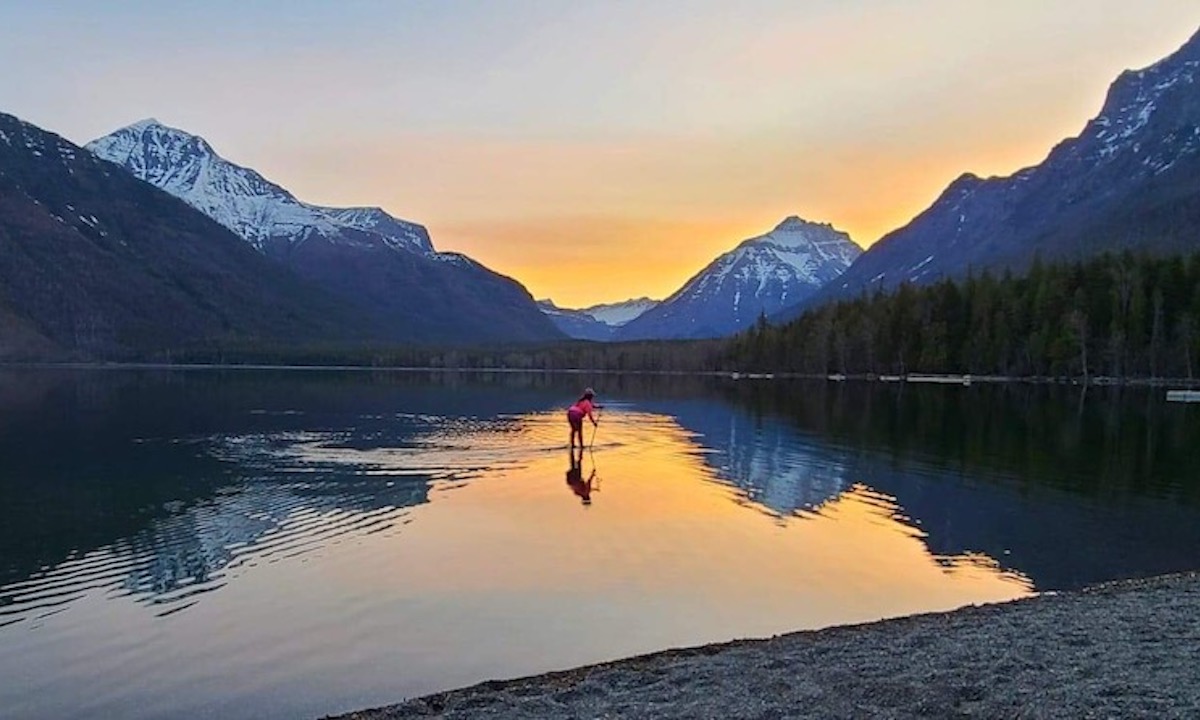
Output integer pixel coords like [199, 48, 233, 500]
[329, 572, 1200, 719]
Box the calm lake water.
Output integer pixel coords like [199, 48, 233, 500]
[1, 368, 1198, 719]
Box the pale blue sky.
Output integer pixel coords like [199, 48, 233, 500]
[3, 1, 1199, 304]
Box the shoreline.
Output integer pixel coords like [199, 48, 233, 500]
[2, 362, 1199, 389]
[329, 572, 1200, 719]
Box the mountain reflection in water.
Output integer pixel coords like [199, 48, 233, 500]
[670, 380, 1200, 591]
[1, 369, 1198, 720]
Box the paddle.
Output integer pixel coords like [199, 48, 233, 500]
[589, 408, 601, 450]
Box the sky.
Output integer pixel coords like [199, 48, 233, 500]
[2, 1, 1200, 307]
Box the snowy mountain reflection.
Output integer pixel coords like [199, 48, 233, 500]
[3, 369, 1200, 630]
[116, 464, 433, 614]
[0, 370, 559, 624]
[709, 379, 1200, 591]
[651, 399, 849, 517]
[4, 370, 1200, 720]
[4, 432, 442, 624]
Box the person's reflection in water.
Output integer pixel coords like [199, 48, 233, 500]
[566, 448, 596, 506]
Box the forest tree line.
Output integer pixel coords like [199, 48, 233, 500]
[166, 252, 1200, 380]
[168, 338, 727, 373]
[723, 252, 1200, 379]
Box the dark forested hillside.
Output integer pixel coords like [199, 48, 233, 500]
[726, 253, 1200, 380]
[786, 28, 1200, 319]
[0, 112, 370, 359]
[162, 253, 1200, 381]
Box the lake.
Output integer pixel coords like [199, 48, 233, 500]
[1, 368, 1198, 719]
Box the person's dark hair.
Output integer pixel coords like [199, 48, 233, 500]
[578, 387, 595, 402]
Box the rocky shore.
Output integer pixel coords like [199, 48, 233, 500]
[330, 573, 1200, 719]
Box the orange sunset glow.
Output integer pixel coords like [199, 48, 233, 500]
[5, 1, 1200, 306]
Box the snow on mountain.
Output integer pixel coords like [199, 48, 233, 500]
[580, 297, 658, 327]
[323, 206, 434, 253]
[1087, 37, 1200, 171]
[85, 119, 563, 344]
[616, 217, 861, 340]
[670, 400, 848, 516]
[709, 216, 861, 292]
[794, 26, 1200, 315]
[86, 120, 431, 255]
[536, 298, 650, 341]
[0, 111, 372, 358]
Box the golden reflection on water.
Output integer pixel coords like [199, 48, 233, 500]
[0, 402, 1034, 719]
[321, 407, 1031, 648]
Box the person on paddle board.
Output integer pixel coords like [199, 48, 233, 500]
[567, 388, 599, 450]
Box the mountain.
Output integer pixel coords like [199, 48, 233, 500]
[85, 120, 434, 255]
[87, 120, 562, 345]
[536, 300, 615, 341]
[537, 297, 658, 341]
[616, 217, 861, 340]
[789, 27, 1200, 319]
[0, 112, 366, 359]
[582, 297, 658, 326]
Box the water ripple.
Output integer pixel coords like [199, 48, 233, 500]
[0, 413, 487, 625]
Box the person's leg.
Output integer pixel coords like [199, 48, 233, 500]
[569, 408, 585, 448]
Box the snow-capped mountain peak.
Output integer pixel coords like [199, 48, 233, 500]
[89, 119, 222, 173]
[616, 217, 861, 340]
[86, 121, 431, 255]
[87, 120, 339, 250]
[536, 297, 659, 340]
[580, 297, 658, 326]
[724, 219, 862, 287]
[83, 118, 562, 344]
[772, 215, 823, 232]
[764, 216, 839, 249]
[126, 117, 164, 131]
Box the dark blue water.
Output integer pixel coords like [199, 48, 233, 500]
[1, 369, 1197, 719]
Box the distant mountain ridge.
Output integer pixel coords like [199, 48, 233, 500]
[537, 297, 658, 341]
[618, 217, 861, 340]
[787, 26, 1200, 319]
[87, 120, 562, 344]
[0, 112, 368, 359]
[580, 297, 658, 326]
